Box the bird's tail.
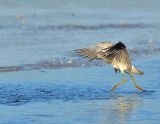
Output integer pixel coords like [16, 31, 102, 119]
[131, 66, 144, 75]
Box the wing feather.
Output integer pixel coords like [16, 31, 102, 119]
[75, 41, 131, 70]
[101, 41, 132, 70]
[75, 42, 112, 60]
[76, 41, 132, 72]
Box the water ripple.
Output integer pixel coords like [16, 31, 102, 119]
[0, 84, 157, 106]
[0, 85, 109, 105]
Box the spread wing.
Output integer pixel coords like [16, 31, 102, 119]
[76, 41, 131, 65]
[76, 41, 132, 72]
[100, 41, 132, 70]
[75, 42, 113, 61]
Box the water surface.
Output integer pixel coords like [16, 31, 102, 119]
[0, 0, 160, 124]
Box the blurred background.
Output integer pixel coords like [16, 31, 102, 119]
[0, 0, 160, 124]
[0, 0, 159, 66]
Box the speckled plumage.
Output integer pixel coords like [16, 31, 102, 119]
[76, 41, 144, 91]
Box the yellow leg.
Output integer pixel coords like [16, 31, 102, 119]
[129, 73, 144, 91]
[111, 73, 126, 91]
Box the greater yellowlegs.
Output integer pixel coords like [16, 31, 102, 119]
[76, 41, 144, 91]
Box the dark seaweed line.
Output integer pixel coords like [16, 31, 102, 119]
[0, 23, 152, 30]
[0, 47, 159, 73]
[37, 23, 151, 30]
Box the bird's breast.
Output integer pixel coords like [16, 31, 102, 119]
[112, 62, 128, 73]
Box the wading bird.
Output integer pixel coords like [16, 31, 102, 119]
[75, 41, 144, 91]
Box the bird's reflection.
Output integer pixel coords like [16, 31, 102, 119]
[98, 93, 140, 124]
[115, 95, 137, 122]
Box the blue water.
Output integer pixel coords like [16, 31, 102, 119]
[0, 0, 160, 124]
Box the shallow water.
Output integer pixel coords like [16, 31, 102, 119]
[0, 0, 160, 124]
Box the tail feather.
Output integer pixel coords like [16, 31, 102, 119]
[136, 69, 144, 75]
[132, 66, 144, 75]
